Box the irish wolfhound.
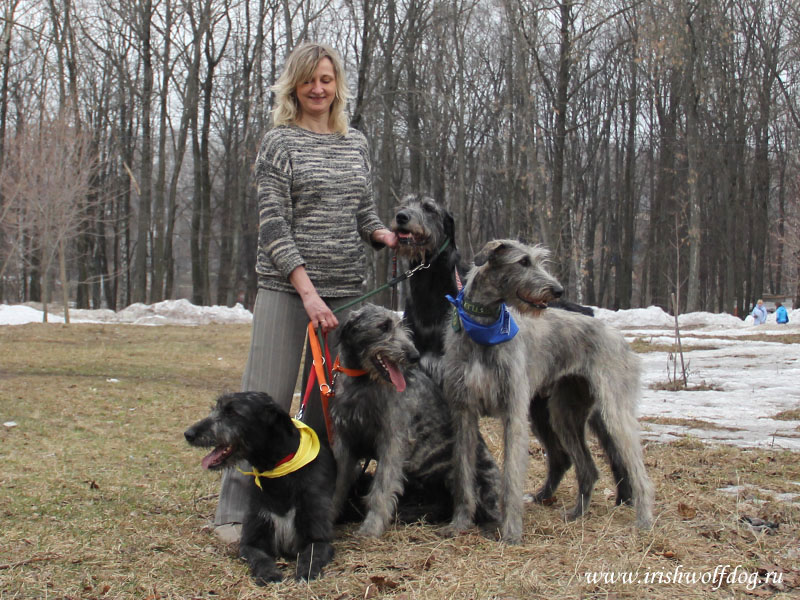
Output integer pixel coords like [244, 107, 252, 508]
[330, 303, 501, 537]
[392, 195, 635, 510]
[391, 194, 464, 356]
[443, 240, 654, 543]
[184, 392, 336, 583]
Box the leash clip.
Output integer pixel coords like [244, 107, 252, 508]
[405, 261, 431, 278]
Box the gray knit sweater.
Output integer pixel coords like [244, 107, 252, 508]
[254, 125, 386, 297]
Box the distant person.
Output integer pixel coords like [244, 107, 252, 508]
[775, 302, 789, 325]
[752, 299, 767, 325]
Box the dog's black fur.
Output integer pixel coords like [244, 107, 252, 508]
[391, 195, 633, 508]
[184, 392, 336, 583]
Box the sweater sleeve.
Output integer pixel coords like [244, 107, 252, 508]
[353, 130, 388, 248]
[255, 133, 305, 279]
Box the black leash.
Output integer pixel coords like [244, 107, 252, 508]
[332, 237, 452, 315]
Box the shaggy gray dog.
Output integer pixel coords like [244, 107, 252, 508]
[330, 303, 501, 537]
[443, 240, 654, 544]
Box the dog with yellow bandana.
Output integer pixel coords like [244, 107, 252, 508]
[184, 391, 336, 583]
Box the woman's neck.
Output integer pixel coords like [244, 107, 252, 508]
[296, 113, 333, 134]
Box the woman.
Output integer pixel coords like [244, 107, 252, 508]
[752, 299, 767, 325]
[214, 43, 397, 542]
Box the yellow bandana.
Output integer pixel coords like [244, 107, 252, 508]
[237, 419, 320, 489]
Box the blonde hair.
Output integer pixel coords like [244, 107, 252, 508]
[271, 43, 350, 135]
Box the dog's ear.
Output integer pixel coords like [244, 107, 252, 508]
[338, 313, 356, 344]
[443, 209, 456, 248]
[473, 240, 508, 266]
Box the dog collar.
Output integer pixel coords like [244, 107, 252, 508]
[446, 290, 519, 346]
[237, 419, 320, 487]
[332, 356, 367, 378]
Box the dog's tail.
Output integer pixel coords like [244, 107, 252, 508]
[593, 358, 654, 530]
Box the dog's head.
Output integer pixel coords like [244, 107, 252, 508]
[337, 304, 419, 392]
[471, 239, 564, 315]
[391, 194, 456, 260]
[184, 392, 299, 471]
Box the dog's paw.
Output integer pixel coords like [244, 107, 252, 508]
[250, 559, 283, 585]
[440, 513, 474, 538]
[252, 567, 283, 585]
[356, 515, 386, 538]
[295, 565, 323, 581]
[295, 543, 334, 581]
[636, 514, 654, 530]
[564, 506, 584, 522]
[500, 519, 523, 545]
[530, 489, 556, 505]
[439, 524, 463, 539]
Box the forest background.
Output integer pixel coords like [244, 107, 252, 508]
[0, 0, 798, 317]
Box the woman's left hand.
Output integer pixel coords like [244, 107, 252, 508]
[372, 228, 398, 249]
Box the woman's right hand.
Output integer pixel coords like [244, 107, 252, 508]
[302, 291, 338, 334]
[289, 265, 338, 333]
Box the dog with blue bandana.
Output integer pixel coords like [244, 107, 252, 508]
[442, 240, 654, 544]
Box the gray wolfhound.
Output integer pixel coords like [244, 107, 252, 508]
[443, 240, 654, 543]
[330, 303, 501, 537]
[392, 195, 635, 511]
[391, 194, 463, 356]
[184, 392, 336, 583]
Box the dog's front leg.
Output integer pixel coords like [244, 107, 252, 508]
[332, 439, 360, 521]
[500, 389, 530, 544]
[239, 518, 282, 584]
[295, 542, 335, 581]
[359, 431, 407, 537]
[442, 406, 481, 537]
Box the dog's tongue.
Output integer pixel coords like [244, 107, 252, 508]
[201, 446, 229, 470]
[387, 362, 406, 392]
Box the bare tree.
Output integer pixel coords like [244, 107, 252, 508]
[0, 115, 95, 321]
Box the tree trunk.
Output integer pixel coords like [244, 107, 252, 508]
[616, 51, 638, 309]
[549, 0, 572, 288]
[59, 237, 70, 324]
[133, 0, 154, 304]
[151, 0, 173, 303]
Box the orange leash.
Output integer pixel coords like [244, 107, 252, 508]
[302, 323, 367, 444]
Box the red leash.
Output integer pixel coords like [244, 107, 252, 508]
[297, 323, 366, 444]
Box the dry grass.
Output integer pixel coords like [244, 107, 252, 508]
[1, 323, 799, 599]
[649, 380, 725, 392]
[640, 417, 743, 432]
[629, 338, 718, 354]
[773, 409, 800, 422]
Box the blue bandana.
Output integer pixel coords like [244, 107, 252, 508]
[446, 290, 519, 346]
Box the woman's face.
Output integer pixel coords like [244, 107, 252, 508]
[295, 57, 336, 119]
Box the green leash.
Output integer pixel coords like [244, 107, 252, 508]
[331, 237, 452, 315]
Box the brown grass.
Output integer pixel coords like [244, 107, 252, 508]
[640, 417, 743, 432]
[772, 409, 800, 422]
[1, 323, 799, 599]
[649, 380, 725, 392]
[629, 338, 718, 354]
